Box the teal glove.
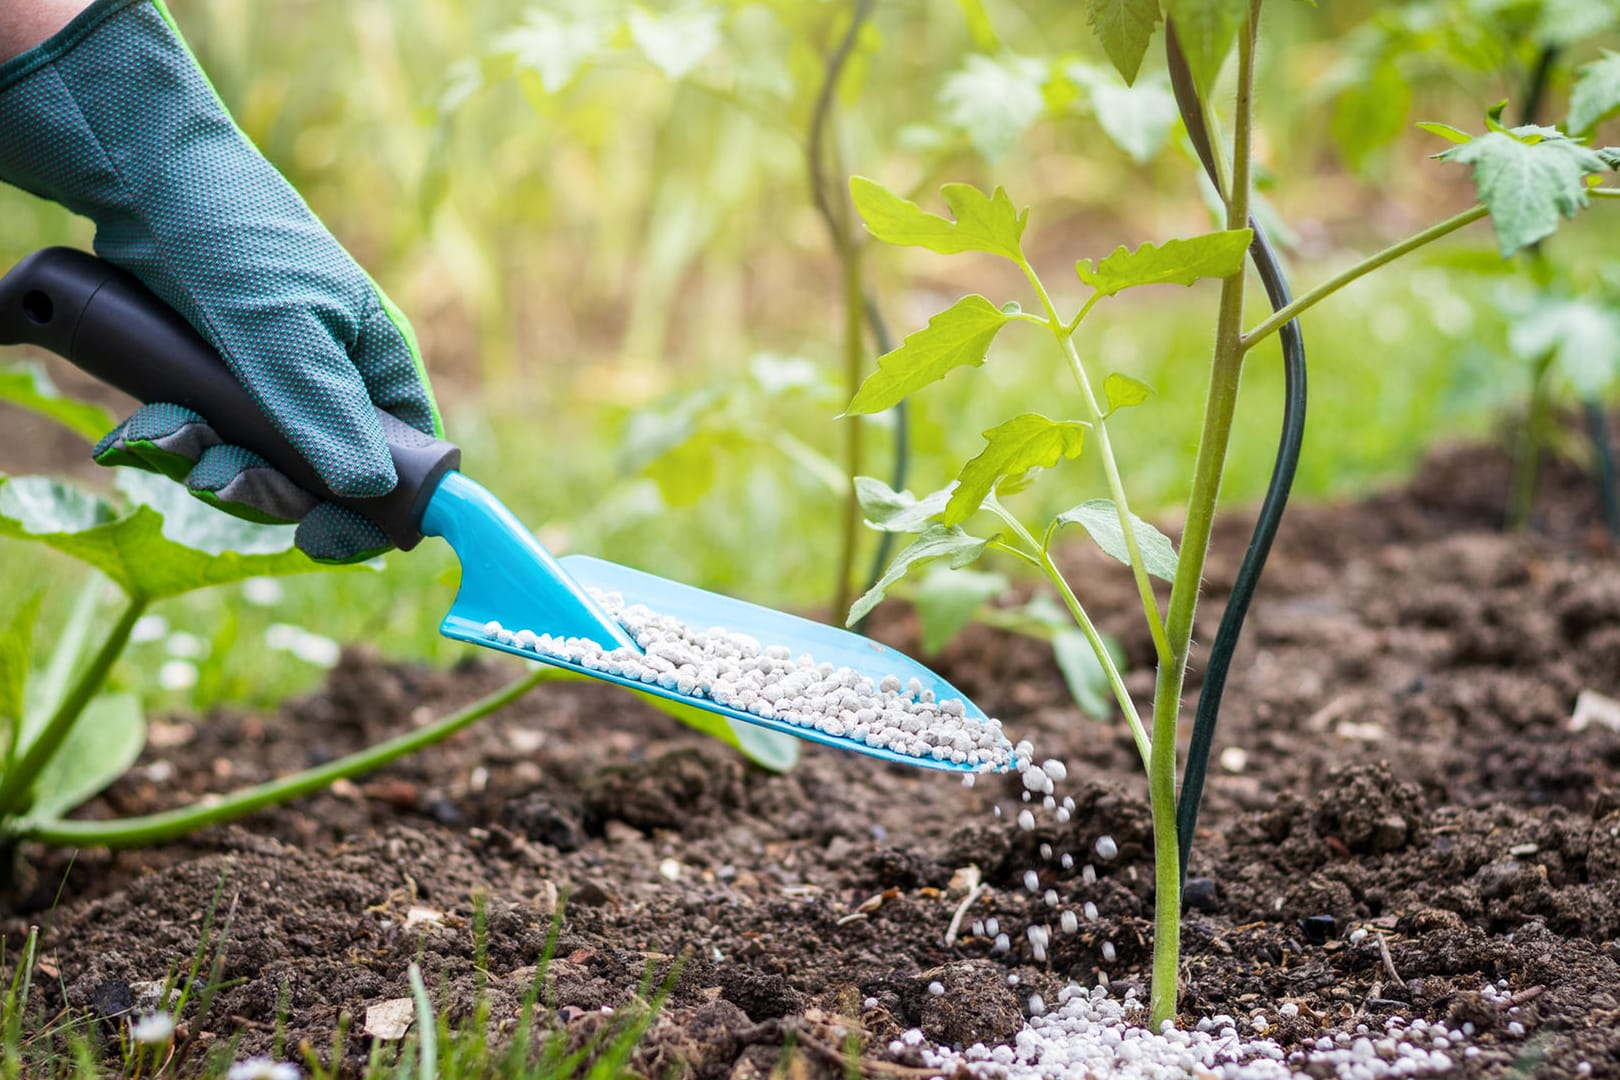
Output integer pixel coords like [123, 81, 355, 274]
[0, 0, 442, 563]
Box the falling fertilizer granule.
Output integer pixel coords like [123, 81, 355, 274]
[481, 591, 1018, 770]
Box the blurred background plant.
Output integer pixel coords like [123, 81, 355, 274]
[2, 0, 1618, 718]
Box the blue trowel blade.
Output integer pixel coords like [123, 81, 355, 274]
[418, 471, 1006, 772]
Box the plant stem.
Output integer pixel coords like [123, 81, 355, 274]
[1509, 350, 1555, 530]
[983, 499, 1147, 765]
[1149, 0, 1260, 1031]
[1240, 205, 1489, 349]
[0, 596, 147, 818]
[17, 667, 551, 848]
[1019, 263, 1172, 666]
[833, 251, 867, 619]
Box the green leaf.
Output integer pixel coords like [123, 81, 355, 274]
[849, 177, 1028, 261]
[0, 362, 116, 442]
[1052, 628, 1125, 718]
[844, 295, 1012, 415]
[938, 54, 1048, 163]
[847, 525, 993, 626]
[1417, 121, 1473, 145]
[1437, 131, 1609, 255]
[1103, 373, 1154, 413]
[627, 7, 722, 79]
[0, 593, 42, 735]
[1598, 147, 1620, 169]
[1568, 51, 1620, 137]
[1088, 72, 1180, 164]
[957, 0, 1002, 51]
[1076, 229, 1252, 296]
[913, 567, 1008, 655]
[26, 692, 145, 822]
[1164, 0, 1246, 97]
[634, 690, 800, 772]
[1509, 297, 1620, 397]
[618, 388, 733, 506]
[0, 473, 339, 601]
[945, 414, 1087, 526]
[1331, 59, 1411, 170]
[1086, 0, 1162, 85]
[1053, 498, 1179, 581]
[855, 477, 955, 533]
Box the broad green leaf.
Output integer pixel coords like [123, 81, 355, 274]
[1052, 629, 1125, 719]
[945, 414, 1087, 526]
[1164, 0, 1246, 97]
[914, 567, 1008, 655]
[1053, 498, 1179, 581]
[627, 7, 722, 79]
[938, 54, 1048, 163]
[1416, 121, 1473, 145]
[0, 593, 42, 733]
[0, 362, 116, 442]
[845, 295, 1011, 414]
[847, 525, 993, 626]
[1508, 297, 1620, 397]
[497, 10, 612, 93]
[1437, 131, 1608, 255]
[855, 477, 956, 533]
[1066, 64, 1179, 164]
[1103, 373, 1154, 413]
[0, 473, 338, 601]
[26, 692, 145, 822]
[1568, 51, 1620, 136]
[849, 177, 1027, 261]
[1086, 0, 1162, 85]
[1077, 230, 1252, 296]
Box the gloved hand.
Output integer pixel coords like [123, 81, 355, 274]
[0, 0, 442, 563]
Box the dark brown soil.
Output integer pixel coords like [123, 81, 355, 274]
[5, 434, 1620, 1078]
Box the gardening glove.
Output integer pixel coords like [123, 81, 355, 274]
[0, 0, 443, 563]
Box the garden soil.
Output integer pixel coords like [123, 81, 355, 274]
[6, 435, 1620, 1078]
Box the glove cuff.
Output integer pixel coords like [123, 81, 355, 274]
[0, 0, 142, 92]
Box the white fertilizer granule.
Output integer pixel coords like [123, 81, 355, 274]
[482, 593, 1018, 771]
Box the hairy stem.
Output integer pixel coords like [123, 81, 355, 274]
[1020, 263, 1172, 665]
[1150, 0, 1259, 1031]
[18, 667, 552, 847]
[1241, 205, 1489, 349]
[0, 595, 148, 818]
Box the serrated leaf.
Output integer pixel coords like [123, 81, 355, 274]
[850, 177, 1028, 260]
[1437, 131, 1608, 255]
[1053, 498, 1179, 581]
[627, 7, 722, 79]
[1508, 297, 1620, 397]
[1077, 230, 1252, 296]
[1164, 0, 1246, 97]
[1534, 0, 1620, 49]
[1086, 0, 1162, 85]
[1103, 373, 1154, 413]
[938, 54, 1048, 163]
[848, 525, 994, 626]
[945, 414, 1087, 525]
[914, 567, 1008, 655]
[25, 692, 145, 822]
[1052, 628, 1125, 718]
[855, 477, 956, 533]
[0, 473, 339, 601]
[0, 362, 116, 442]
[1568, 51, 1620, 136]
[1417, 121, 1473, 145]
[845, 295, 1011, 414]
[1598, 147, 1620, 169]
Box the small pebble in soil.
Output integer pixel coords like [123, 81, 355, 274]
[1183, 876, 1218, 912]
[483, 599, 1018, 771]
[1301, 914, 1337, 946]
[1094, 835, 1118, 861]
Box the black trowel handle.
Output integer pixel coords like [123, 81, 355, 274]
[0, 247, 459, 550]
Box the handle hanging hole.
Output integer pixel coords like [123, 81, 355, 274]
[22, 290, 53, 325]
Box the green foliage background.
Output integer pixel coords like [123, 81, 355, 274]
[2, 0, 1618, 710]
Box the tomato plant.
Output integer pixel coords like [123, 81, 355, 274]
[845, 0, 1620, 1027]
